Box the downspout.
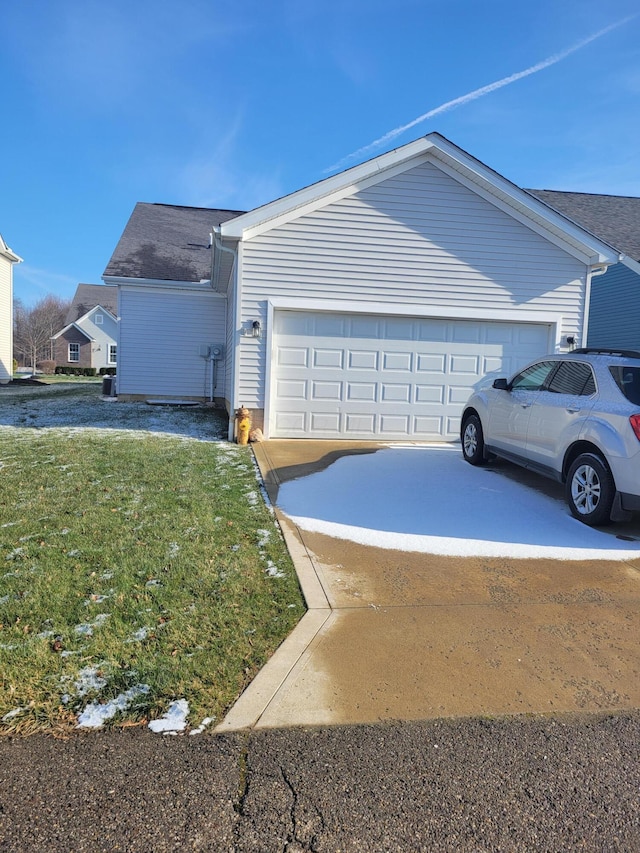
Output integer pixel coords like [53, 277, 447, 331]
[210, 226, 237, 291]
[210, 226, 239, 440]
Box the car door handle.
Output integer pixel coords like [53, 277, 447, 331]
[520, 403, 531, 408]
[566, 407, 581, 414]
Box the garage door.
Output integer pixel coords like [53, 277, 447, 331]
[271, 311, 552, 439]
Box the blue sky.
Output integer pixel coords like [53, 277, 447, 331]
[2, 0, 639, 307]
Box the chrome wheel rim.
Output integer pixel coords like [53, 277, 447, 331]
[463, 423, 477, 457]
[571, 464, 601, 515]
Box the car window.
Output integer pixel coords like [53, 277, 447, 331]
[510, 361, 557, 391]
[609, 366, 640, 405]
[546, 361, 596, 396]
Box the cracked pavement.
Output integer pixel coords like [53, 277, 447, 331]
[1, 713, 639, 851]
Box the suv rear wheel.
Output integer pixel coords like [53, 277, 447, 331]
[566, 453, 615, 526]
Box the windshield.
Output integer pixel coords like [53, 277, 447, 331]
[609, 366, 640, 405]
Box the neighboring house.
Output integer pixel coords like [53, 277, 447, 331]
[52, 283, 118, 371]
[527, 191, 640, 351]
[0, 234, 22, 384]
[103, 133, 619, 441]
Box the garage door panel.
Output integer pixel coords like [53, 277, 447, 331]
[452, 323, 482, 343]
[415, 415, 444, 434]
[416, 353, 446, 373]
[278, 347, 308, 367]
[416, 385, 444, 403]
[275, 411, 307, 432]
[310, 412, 341, 432]
[382, 352, 412, 371]
[277, 379, 308, 400]
[448, 385, 475, 404]
[347, 382, 377, 401]
[382, 317, 414, 340]
[417, 321, 449, 342]
[272, 310, 551, 439]
[349, 350, 378, 370]
[381, 383, 412, 402]
[380, 414, 411, 434]
[450, 354, 480, 375]
[314, 315, 346, 336]
[313, 348, 343, 368]
[345, 413, 376, 434]
[351, 317, 380, 338]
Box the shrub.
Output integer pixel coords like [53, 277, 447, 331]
[38, 360, 56, 375]
[98, 367, 117, 376]
[54, 366, 97, 377]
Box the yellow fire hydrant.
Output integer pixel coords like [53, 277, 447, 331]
[235, 406, 251, 445]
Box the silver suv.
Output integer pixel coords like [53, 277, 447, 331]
[461, 349, 640, 526]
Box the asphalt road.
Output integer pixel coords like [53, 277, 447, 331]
[1, 713, 639, 852]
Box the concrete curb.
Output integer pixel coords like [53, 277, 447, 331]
[215, 444, 332, 732]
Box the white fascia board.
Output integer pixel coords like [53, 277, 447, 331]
[428, 141, 620, 266]
[0, 236, 22, 264]
[620, 255, 640, 276]
[267, 296, 562, 326]
[221, 137, 438, 240]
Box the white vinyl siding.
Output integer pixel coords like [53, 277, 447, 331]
[0, 258, 11, 383]
[236, 159, 587, 409]
[118, 287, 227, 398]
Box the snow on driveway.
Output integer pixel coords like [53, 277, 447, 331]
[277, 445, 640, 560]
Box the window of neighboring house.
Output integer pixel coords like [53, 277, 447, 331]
[69, 343, 80, 362]
[95, 314, 103, 325]
[108, 344, 117, 365]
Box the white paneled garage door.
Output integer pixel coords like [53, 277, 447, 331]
[271, 310, 552, 439]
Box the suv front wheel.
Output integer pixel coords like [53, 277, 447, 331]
[566, 453, 615, 526]
[461, 414, 487, 466]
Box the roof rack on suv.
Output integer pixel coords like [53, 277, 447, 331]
[572, 348, 640, 359]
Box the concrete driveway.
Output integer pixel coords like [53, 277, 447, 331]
[217, 440, 640, 731]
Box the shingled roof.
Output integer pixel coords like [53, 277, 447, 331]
[65, 284, 118, 325]
[527, 190, 640, 263]
[103, 203, 244, 282]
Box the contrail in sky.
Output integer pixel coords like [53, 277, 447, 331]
[325, 15, 636, 173]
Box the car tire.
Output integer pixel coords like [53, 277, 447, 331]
[461, 414, 487, 466]
[566, 453, 615, 526]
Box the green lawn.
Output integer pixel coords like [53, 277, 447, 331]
[0, 390, 304, 734]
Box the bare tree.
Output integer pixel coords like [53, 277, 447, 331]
[13, 294, 71, 372]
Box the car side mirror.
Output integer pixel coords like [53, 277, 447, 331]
[492, 378, 509, 390]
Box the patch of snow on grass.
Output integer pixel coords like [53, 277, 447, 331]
[77, 684, 151, 729]
[265, 560, 285, 578]
[74, 666, 108, 696]
[256, 529, 271, 547]
[2, 707, 27, 722]
[74, 613, 110, 636]
[126, 627, 151, 643]
[148, 699, 189, 734]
